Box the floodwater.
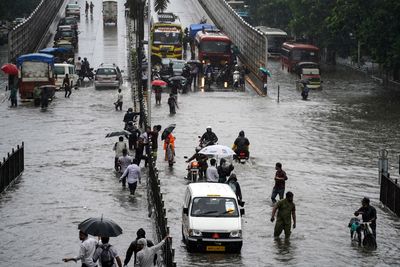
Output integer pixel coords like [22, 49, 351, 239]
[0, 0, 400, 266]
[0, 0, 153, 266]
[149, 0, 400, 266]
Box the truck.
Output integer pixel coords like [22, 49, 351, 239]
[103, 0, 118, 25]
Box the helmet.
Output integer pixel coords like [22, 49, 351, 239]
[195, 146, 201, 152]
[239, 130, 245, 137]
[206, 126, 212, 130]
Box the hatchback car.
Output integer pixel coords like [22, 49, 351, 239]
[94, 64, 123, 89]
[58, 17, 78, 30]
[66, 4, 81, 18]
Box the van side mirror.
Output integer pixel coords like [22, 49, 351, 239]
[240, 208, 245, 216]
[183, 207, 188, 215]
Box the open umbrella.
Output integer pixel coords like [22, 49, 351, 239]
[105, 130, 131, 138]
[168, 76, 186, 82]
[161, 124, 175, 140]
[78, 216, 123, 237]
[151, 80, 167, 87]
[1, 63, 18, 75]
[199, 145, 236, 158]
[259, 67, 272, 77]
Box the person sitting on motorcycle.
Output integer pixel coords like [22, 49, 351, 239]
[200, 126, 218, 147]
[81, 57, 91, 78]
[232, 130, 250, 159]
[186, 147, 208, 180]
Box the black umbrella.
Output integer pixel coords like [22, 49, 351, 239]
[78, 216, 123, 237]
[168, 76, 186, 81]
[161, 124, 176, 140]
[105, 130, 131, 138]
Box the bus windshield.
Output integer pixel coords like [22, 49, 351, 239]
[153, 32, 180, 45]
[292, 49, 318, 62]
[191, 197, 239, 217]
[200, 41, 230, 53]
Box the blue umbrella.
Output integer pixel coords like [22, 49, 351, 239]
[259, 67, 272, 77]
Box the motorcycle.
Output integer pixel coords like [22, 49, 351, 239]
[79, 67, 94, 82]
[236, 150, 249, 164]
[186, 161, 199, 182]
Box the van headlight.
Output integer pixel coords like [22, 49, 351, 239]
[230, 230, 242, 238]
[189, 229, 202, 237]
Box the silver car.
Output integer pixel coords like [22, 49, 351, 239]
[94, 64, 123, 89]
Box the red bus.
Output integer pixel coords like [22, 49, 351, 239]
[281, 42, 319, 72]
[195, 29, 233, 66]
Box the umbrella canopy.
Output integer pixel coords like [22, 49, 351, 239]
[78, 216, 122, 237]
[151, 80, 167, 87]
[105, 130, 131, 138]
[187, 59, 201, 64]
[1, 63, 18, 75]
[168, 76, 186, 81]
[161, 124, 176, 140]
[259, 67, 272, 77]
[199, 145, 236, 158]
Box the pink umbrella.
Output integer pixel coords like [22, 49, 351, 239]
[151, 80, 167, 87]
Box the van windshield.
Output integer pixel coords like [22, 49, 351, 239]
[191, 197, 239, 217]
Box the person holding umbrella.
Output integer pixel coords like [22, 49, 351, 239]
[62, 230, 98, 266]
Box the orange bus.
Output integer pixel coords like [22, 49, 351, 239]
[195, 29, 233, 66]
[281, 42, 319, 72]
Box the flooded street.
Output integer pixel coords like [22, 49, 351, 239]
[0, 0, 400, 266]
[0, 0, 153, 266]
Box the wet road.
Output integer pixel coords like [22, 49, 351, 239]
[149, 0, 400, 266]
[0, 0, 153, 266]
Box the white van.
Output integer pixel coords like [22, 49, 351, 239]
[103, 0, 118, 25]
[54, 63, 78, 90]
[182, 183, 244, 253]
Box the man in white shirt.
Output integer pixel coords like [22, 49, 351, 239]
[113, 136, 127, 171]
[118, 148, 133, 188]
[63, 231, 98, 267]
[120, 159, 141, 195]
[206, 158, 219, 182]
[115, 89, 123, 111]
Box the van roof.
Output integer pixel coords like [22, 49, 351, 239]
[188, 182, 236, 198]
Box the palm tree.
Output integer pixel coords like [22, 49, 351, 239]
[128, 0, 170, 17]
[154, 0, 169, 13]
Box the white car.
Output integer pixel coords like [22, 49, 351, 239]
[182, 182, 244, 253]
[94, 63, 123, 89]
[54, 63, 78, 90]
[66, 4, 81, 18]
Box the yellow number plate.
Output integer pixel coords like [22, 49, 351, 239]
[206, 246, 225, 252]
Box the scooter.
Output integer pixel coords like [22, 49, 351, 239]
[186, 161, 199, 182]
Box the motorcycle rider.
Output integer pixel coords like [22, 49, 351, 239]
[232, 130, 250, 159]
[186, 147, 208, 180]
[204, 63, 213, 77]
[200, 126, 218, 147]
[80, 57, 91, 80]
[220, 62, 231, 83]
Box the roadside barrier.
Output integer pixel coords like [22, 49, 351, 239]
[127, 15, 176, 266]
[8, 0, 64, 62]
[380, 174, 400, 217]
[0, 142, 24, 193]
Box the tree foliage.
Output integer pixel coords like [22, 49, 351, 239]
[249, 0, 400, 71]
[0, 0, 41, 21]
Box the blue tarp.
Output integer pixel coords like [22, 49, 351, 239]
[39, 47, 71, 54]
[189, 23, 215, 38]
[16, 53, 54, 66]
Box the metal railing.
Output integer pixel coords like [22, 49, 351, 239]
[127, 13, 176, 266]
[8, 0, 64, 62]
[380, 173, 400, 217]
[199, 0, 267, 78]
[0, 142, 24, 193]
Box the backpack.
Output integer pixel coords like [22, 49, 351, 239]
[99, 244, 114, 267]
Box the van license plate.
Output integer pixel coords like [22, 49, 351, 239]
[206, 246, 225, 252]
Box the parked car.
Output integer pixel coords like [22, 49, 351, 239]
[54, 29, 78, 48]
[58, 17, 78, 30]
[54, 63, 78, 90]
[53, 40, 75, 61]
[94, 63, 123, 89]
[182, 183, 244, 253]
[65, 4, 81, 18]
